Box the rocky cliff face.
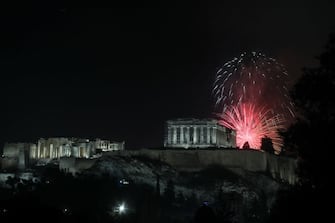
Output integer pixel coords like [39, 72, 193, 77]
[111, 149, 298, 185]
[86, 154, 287, 222]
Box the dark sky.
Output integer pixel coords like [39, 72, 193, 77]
[1, 3, 335, 148]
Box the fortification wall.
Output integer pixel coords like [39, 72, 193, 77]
[59, 157, 97, 175]
[111, 149, 297, 184]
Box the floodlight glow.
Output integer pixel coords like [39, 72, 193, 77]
[119, 204, 125, 213]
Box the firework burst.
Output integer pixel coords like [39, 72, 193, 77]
[218, 103, 285, 150]
[213, 52, 295, 152]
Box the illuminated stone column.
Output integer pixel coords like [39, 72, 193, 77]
[65, 146, 69, 157]
[212, 127, 217, 144]
[50, 144, 53, 159]
[167, 127, 172, 145]
[207, 127, 211, 144]
[37, 143, 41, 158]
[83, 147, 86, 158]
[173, 126, 177, 144]
[55, 146, 58, 158]
[180, 126, 184, 144]
[186, 127, 190, 144]
[36, 144, 41, 159]
[29, 145, 36, 159]
[193, 126, 197, 144]
[85, 147, 89, 158]
[200, 126, 204, 144]
[59, 145, 63, 158]
[43, 146, 46, 158]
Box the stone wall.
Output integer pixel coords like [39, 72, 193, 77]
[109, 149, 298, 185]
[59, 157, 98, 175]
[2, 143, 33, 170]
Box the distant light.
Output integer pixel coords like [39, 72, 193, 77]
[119, 204, 125, 213]
[119, 179, 130, 185]
[62, 208, 70, 214]
[114, 202, 127, 214]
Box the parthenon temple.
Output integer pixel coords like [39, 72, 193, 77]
[164, 119, 236, 148]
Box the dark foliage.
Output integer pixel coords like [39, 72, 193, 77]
[242, 141, 250, 150]
[268, 185, 332, 223]
[285, 33, 335, 188]
[275, 33, 335, 222]
[163, 180, 175, 203]
[260, 136, 275, 154]
[193, 204, 216, 223]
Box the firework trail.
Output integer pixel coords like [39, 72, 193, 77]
[213, 52, 295, 152]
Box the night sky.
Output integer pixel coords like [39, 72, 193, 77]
[1, 3, 335, 149]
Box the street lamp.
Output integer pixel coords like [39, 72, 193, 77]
[114, 202, 126, 215]
[118, 203, 125, 214]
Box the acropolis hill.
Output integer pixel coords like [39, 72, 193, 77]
[108, 149, 297, 185]
[0, 118, 298, 185]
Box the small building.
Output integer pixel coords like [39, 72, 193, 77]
[1, 137, 125, 171]
[164, 118, 236, 149]
[95, 139, 125, 152]
[1, 143, 36, 170]
[32, 137, 94, 160]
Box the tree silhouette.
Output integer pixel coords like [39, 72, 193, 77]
[163, 179, 175, 202]
[279, 33, 335, 222]
[286, 33, 335, 189]
[6, 176, 19, 189]
[242, 141, 250, 150]
[176, 191, 185, 203]
[193, 204, 216, 223]
[260, 136, 275, 154]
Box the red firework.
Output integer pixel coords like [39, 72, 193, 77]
[213, 52, 295, 152]
[218, 103, 285, 151]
